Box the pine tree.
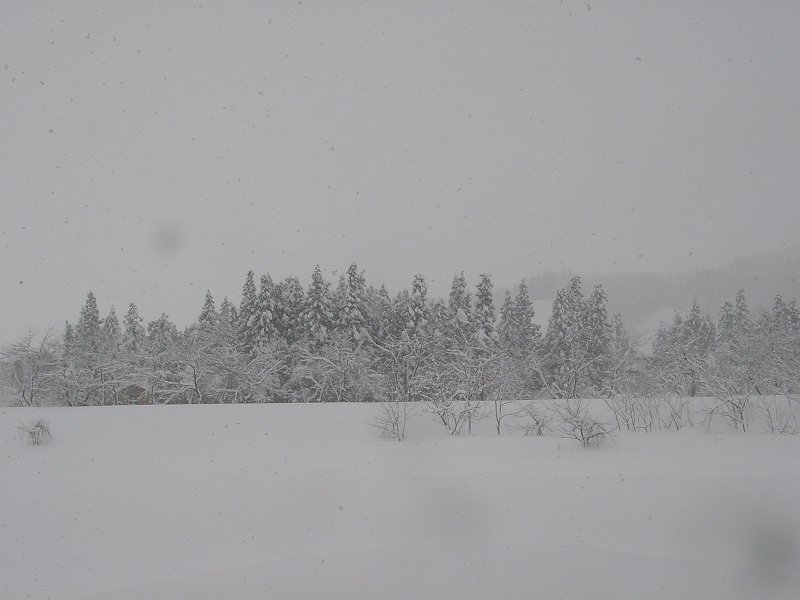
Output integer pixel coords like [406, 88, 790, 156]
[447, 272, 473, 339]
[236, 271, 258, 353]
[364, 284, 391, 343]
[771, 295, 800, 331]
[474, 274, 496, 344]
[583, 284, 613, 392]
[331, 273, 347, 328]
[303, 265, 334, 348]
[427, 298, 448, 338]
[407, 274, 429, 338]
[199, 290, 218, 326]
[389, 289, 411, 338]
[280, 276, 306, 345]
[717, 300, 737, 345]
[733, 290, 751, 329]
[498, 290, 516, 348]
[654, 301, 715, 396]
[123, 303, 145, 353]
[63, 321, 76, 359]
[101, 306, 121, 348]
[217, 296, 237, 344]
[682, 301, 716, 356]
[253, 274, 278, 348]
[337, 263, 369, 342]
[540, 276, 586, 398]
[145, 313, 178, 354]
[77, 291, 101, 354]
[514, 280, 540, 349]
[219, 296, 237, 328]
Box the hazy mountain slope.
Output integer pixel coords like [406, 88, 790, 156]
[514, 245, 800, 340]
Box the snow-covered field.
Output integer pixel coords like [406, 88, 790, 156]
[2, 404, 799, 600]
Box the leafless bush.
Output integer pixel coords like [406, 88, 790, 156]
[370, 400, 417, 441]
[17, 418, 52, 445]
[514, 401, 552, 436]
[424, 340, 491, 435]
[752, 395, 797, 434]
[549, 399, 610, 447]
[655, 392, 693, 430]
[604, 391, 660, 432]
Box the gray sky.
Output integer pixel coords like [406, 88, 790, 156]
[2, 0, 799, 343]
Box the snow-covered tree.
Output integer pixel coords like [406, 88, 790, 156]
[498, 291, 516, 348]
[538, 276, 588, 398]
[253, 274, 279, 348]
[652, 301, 716, 397]
[236, 271, 258, 353]
[303, 265, 334, 349]
[514, 280, 540, 350]
[199, 290, 218, 326]
[407, 274, 429, 338]
[220, 296, 237, 326]
[122, 303, 145, 353]
[389, 289, 410, 338]
[279, 276, 306, 345]
[337, 263, 370, 342]
[583, 284, 613, 393]
[447, 272, 473, 340]
[101, 307, 121, 347]
[474, 273, 496, 344]
[76, 291, 101, 355]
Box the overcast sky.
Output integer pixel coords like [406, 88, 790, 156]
[1, 0, 799, 342]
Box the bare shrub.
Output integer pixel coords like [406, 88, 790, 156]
[17, 418, 52, 445]
[549, 399, 610, 447]
[604, 392, 659, 432]
[515, 401, 552, 436]
[656, 392, 693, 430]
[752, 395, 797, 434]
[370, 400, 417, 441]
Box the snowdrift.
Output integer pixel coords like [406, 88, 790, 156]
[1, 403, 799, 600]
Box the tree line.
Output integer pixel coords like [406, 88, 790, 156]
[1, 264, 799, 434]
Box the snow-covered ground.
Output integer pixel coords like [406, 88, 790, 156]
[2, 403, 799, 600]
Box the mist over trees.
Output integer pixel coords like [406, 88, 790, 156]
[2, 264, 799, 436]
[521, 244, 800, 338]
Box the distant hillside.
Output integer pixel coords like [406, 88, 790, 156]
[511, 245, 800, 347]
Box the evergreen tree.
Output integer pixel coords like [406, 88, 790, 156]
[199, 290, 218, 326]
[514, 280, 540, 350]
[447, 272, 473, 339]
[407, 274, 429, 338]
[583, 284, 613, 392]
[219, 296, 237, 328]
[236, 271, 258, 353]
[253, 274, 278, 348]
[498, 290, 516, 348]
[365, 284, 392, 343]
[145, 313, 179, 354]
[303, 265, 334, 348]
[280, 276, 306, 345]
[77, 291, 101, 354]
[389, 289, 411, 338]
[771, 295, 800, 331]
[717, 300, 737, 345]
[474, 274, 496, 343]
[540, 276, 586, 398]
[734, 289, 751, 329]
[101, 306, 121, 348]
[331, 273, 347, 327]
[427, 298, 448, 338]
[337, 263, 369, 341]
[63, 321, 76, 360]
[653, 301, 715, 396]
[122, 303, 145, 353]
